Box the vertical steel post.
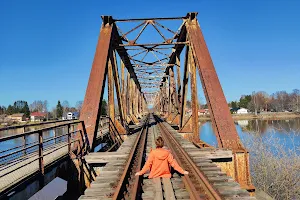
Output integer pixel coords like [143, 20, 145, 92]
[111, 50, 125, 126]
[108, 56, 115, 141]
[128, 75, 132, 115]
[180, 45, 190, 128]
[186, 13, 241, 149]
[23, 135, 26, 155]
[126, 72, 130, 116]
[38, 130, 44, 174]
[176, 54, 181, 112]
[68, 124, 71, 153]
[121, 60, 126, 119]
[168, 69, 172, 115]
[79, 16, 113, 149]
[189, 49, 199, 138]
[169, 67, 175, 113]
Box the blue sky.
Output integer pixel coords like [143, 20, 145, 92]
[1, 0, 300, 109]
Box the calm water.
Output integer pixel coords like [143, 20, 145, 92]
[0, 126, 69, 163]
[199, 118, 300, 152]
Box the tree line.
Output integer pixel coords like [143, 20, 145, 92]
[0, 99, 108, 120]
[229, 89, 300, 113]
[0, 101, 30, 117]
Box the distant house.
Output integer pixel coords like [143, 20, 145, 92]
[67, 112, 73, 120]
[198, 109, 209, 115]
[66, 112, 79, 120]
[230, 107, 239, 114]
[73, 112, 79, 119]
[7, 113, 26, 122]
[30, 112, 46, 121]
[237, 108, 248, 114]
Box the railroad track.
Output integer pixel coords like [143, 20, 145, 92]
[111, 114, 191, 200]
[154, 114, 256, 200]
[154, 115, 222, 200]
[80, 113, 255, 200]
[111, 114, 150, 200]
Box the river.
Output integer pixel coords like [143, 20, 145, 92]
[0, 126, 69, 164]
[1, 118, 300, 160]
[199, 118, 300, 153]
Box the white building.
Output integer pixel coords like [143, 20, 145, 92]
[67, 112, 74, 120]
[237, 108, 248, 114]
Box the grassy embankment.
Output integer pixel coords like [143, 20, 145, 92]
[199, 112, 300, 121]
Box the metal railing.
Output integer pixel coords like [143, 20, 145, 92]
[0, 121, 83, 178]
[0, 119, 77, 132]
[0, 116, 110, 180]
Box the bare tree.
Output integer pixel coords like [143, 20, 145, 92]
[62, 100, 70, 116]
[291, 89, 300, 112]
[30, 100, 44, 112]
[274, 91, 290, 111]
[243, 133, 300, 199]
[43, 100, 48, 112]
[51, 108, 57, 119]
[249, 92, 268, 113]
[75, 101, 83, 112]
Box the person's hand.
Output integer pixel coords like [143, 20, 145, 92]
[135, 172, 141, 176]
[183, 171, 189, 175]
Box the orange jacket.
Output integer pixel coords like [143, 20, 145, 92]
[139, 148, 185, 178]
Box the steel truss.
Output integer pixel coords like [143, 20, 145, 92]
[79, 12, 254, 192]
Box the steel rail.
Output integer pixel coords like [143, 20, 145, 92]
[129, 117, 149, 199]
[154, 114, 223, 200]
[111, 115, 149, 200]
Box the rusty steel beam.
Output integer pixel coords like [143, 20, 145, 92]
[118, 42, 189, 47]
[108, 57, 115, 123]
[176, 54, 181, 111]
[128, 74, 132, 115]
[113, 26, 142, 92]
[168, 67, 178, 114]
[121, 59, 126, 119]
[168, 68, 172, 114]
[79, 16, 113, 150]
[179, 45, 190, 128]
[186, 12, 242, 150]
[189, 48, 199, 138]
[110, 50, 125, 127]
[160, 22, 187, 86]
[114, 16, 186, 22]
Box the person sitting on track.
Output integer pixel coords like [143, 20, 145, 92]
[135, 136, 189, 178]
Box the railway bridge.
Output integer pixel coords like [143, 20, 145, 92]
[1, 12, 259, 200]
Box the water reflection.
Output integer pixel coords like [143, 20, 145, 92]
[0, 125, 77, 164]
[198, 119, 300, 151]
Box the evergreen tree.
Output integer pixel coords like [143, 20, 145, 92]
[22, 102, 30, 118]
[230, 101, 238, 109]
[0, 106, 6, 115]
[239, 95, 252, 108]
[56, 101, 63, 118]
[101, 100, 107, 115]
[6, 105, 14, 115]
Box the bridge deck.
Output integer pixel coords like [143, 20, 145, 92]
[0, 127, 109, 193]
[80, 116, 255, 200]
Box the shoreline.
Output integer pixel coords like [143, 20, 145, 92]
[199, 112, 300, 121]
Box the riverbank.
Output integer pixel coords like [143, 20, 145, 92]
[199, 112, 300, 121]
[0, 119, 77, 131]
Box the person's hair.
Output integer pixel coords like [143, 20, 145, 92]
[155, 136, 164, 148]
